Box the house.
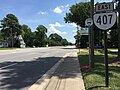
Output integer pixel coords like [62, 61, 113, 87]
[0, 41, 8, 48]
[18, 35, 26, 48]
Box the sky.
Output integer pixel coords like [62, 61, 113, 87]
[0, 0, 111, 43]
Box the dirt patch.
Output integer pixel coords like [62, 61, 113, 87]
[80, 49, 88, 53]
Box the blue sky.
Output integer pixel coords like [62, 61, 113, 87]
[0, 0, 111, 43]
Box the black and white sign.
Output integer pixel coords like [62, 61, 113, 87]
[93, 12, 116, 30]
[95, 2, 114, 13]
[85, 18, 93, 26]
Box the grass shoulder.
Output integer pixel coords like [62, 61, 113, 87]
[0, 48, 17, 50]
[78, 49, 120, 90]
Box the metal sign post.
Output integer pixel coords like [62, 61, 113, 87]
[104, 30, 109, 87]
[85, 18, 93, 67]
[93, 2, 117, 87]
[90, 0, 95, 68]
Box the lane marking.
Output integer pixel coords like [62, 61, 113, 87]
[0, 63, 17, 69]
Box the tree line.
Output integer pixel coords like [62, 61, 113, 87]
[0, 14, 71, 47]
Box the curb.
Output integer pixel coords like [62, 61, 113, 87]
[28, 53, 71, 90]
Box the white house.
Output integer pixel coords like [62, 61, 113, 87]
[18, 35, 26, 48]
[0, 41, 8, 48]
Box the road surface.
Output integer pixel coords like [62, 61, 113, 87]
[0, 46, 76, 90]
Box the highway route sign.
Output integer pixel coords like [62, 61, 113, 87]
[93, 12, 116, 30]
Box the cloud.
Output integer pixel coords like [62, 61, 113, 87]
[53, 6, 62, 14]
[53, 4, 69, 14]
[65, 4, 69, 7]
[48, 23, 67, 35]
[70, 23, 77, 27]
[37, 11, 47, 15]
[49, 22, 63, 27]
[62, 32, 67, 34]
[48, 26, 61, 34]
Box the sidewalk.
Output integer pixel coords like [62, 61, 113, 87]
[28, 52, 85, 90]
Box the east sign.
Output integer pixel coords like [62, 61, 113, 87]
[95, 2, 114, 13]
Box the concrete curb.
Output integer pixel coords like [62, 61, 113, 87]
[28, 53, 71, 90]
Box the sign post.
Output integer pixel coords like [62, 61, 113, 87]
[104, 30, 109, 87]
[90, 0, 95, 68]
[94, 2, 116, 87]
[85, 18, 93, 67]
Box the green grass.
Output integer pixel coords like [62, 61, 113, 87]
[0, 48, 17, 50]
[108, 48, 118, 50]
[78, 50, 120, 90]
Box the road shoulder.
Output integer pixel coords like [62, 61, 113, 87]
[28, 52, 85, 90]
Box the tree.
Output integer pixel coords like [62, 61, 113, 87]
[48, 33, 69, 46]
[64, 2, 90, 27]
[64, 2, 91, 48]
[48, 33, 63, 46]
[49, 33, 62, 42]
[109, 29, 118, 48]
[74, 29, 81, 48]
[0, 30, 4, 40]
[0, 14, 21, 47]
[21, 24, 34, 47]
[35, 25, 47, 47]
[48, 39, 58, 46]
[61, 39, 69, 46]
[64, 2, 95, 68]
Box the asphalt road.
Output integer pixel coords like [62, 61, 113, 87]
[0, 46, 76, 90]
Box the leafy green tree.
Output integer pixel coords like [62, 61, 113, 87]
[74, 29, 81, 48]
[109, 29, 118, 48]
[48, 39, 58, 46]
[48, 33, 62, 46]
[61, 39, 69, 46]
[21, 24, 34, 47]
[35, 25, 47, 47]
[1, 14, 21, 37]
[64, 2, 90, 27]
[0, 14, 21, 47]
[49, 33, 62, 42]
[48, 33, 69, 46]
[0, 30, 4, 40]
[94, 30, 103, 46]
[64, 2, 91, 48]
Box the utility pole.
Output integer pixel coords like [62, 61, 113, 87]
[89, 0, 94, 68]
